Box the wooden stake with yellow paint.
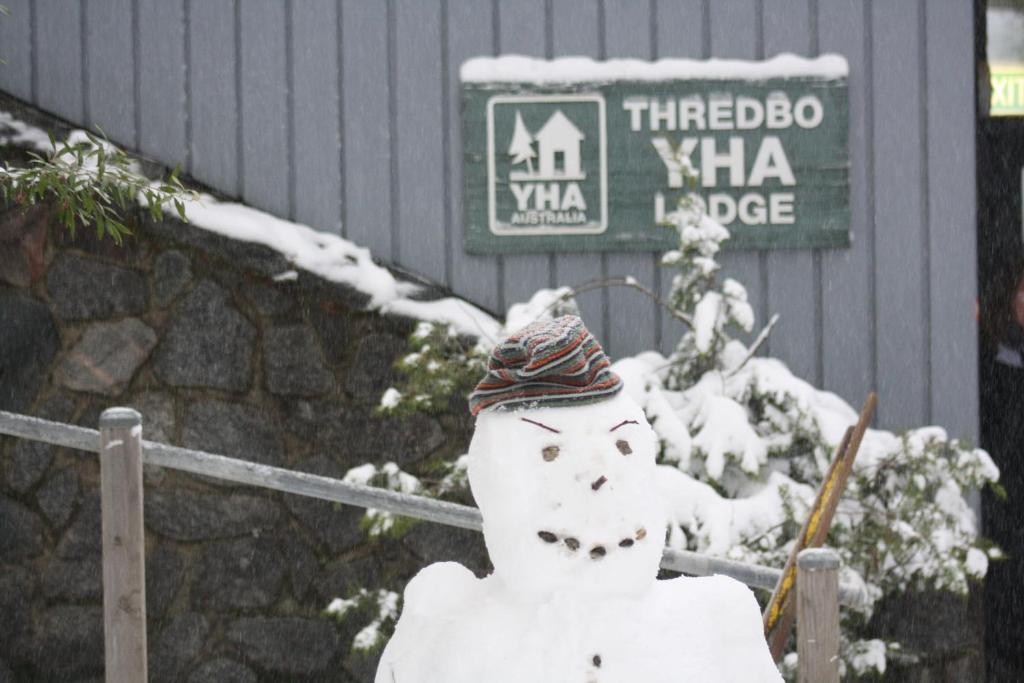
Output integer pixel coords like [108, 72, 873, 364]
[763, 392, 877, 661]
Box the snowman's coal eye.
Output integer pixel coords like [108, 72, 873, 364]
[616, 439, 632, 455]
[542, 445, 560, 462]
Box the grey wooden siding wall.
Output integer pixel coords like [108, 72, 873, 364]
[0, 0, 977, 439]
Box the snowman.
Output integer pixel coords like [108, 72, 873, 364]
[375, 316, 782, 682]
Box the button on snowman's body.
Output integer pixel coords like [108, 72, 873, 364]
[375, 317, 782, 683]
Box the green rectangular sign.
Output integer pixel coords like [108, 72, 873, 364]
[461, 55, 850, 253]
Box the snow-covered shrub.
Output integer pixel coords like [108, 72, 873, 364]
[342, 462, 425, 537]
[658, 175, 755, 385]
[324, 456, 473, 655]
[376, 322, 489, 416]
[623, 347, 998, 677]
[341, 457, 471, 540]
[341, 161, 1000, 678]
[325, 588, 401, 653]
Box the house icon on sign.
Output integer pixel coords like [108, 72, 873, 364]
[509, 109, 587, 182]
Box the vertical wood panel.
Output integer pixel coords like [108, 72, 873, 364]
[603, 0, 658, 359]
[446, 0, 501, 314]
[708, 0, 766, 344]
[35, 0, 83, 123]
[498, 0, 553, 313]
[655, 0, 704, 59]
[189, 0, 239, 195]
[551, 0, 606, 345]
[341, 0, 393, 259]
[655, 0, 706, 356]
[85, 0, 136, 145]
[818, 0, 874, 414]
[763, 0, 810, 54]
[394, 0, 447, 282]
[762, 0, 818, 381]
[292, 0, 342, 235]
[0, 0, 33, 101]
[709, 0, 758, 52]
[871, 0, 926, 430]
[138, 0, 186, 165]
[239, 0, 289, 217]
[551, 0, 600, 55]
[926, 0, 978, 439]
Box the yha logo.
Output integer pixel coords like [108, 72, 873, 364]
[487, 94, 607, 236]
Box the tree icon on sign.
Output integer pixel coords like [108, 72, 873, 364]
[507, 111, 536, 175]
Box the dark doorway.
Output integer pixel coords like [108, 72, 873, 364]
[978, 114, 1024, 683]
[977, 1, 1024, 679]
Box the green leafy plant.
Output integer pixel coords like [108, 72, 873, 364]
[341, 457, 471, 540]
[325, 588, 401, 654]
[377, 321, 489, 416]
[0, 129, 193, 244]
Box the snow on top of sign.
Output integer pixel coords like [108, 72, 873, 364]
[461, 52, 848, 84]
[0, 108, 502, 341]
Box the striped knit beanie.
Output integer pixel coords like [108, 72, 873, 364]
[469, 315, 622, 416]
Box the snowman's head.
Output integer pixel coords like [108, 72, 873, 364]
[467, 316, 667, 597]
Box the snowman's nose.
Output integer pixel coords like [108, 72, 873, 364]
[591, 475, 608, 491]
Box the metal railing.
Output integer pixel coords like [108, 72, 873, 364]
[0, 408, 859, 682]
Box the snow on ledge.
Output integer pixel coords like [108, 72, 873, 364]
[175, 195, 501, 341]
[460, 53, 848, 84]
[0, 111, 55, 152]
[0, 108, 502, 342]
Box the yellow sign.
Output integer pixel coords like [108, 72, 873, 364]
[992, 63, 1024, 116]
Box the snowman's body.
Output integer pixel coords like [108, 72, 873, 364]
[376, 320, 781, 682]
[377, 564, 779, 682]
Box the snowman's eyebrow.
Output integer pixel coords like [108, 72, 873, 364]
[609, 419, 639, 432]
[520, 417, 561, 434]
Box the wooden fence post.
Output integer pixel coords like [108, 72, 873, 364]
[796, 547, 840, 683]
[99, 407, 148, 683]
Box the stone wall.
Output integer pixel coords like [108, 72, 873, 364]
[0, 177, 487, 681]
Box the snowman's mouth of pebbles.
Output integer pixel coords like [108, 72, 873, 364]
[537, 527, 648, 560]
